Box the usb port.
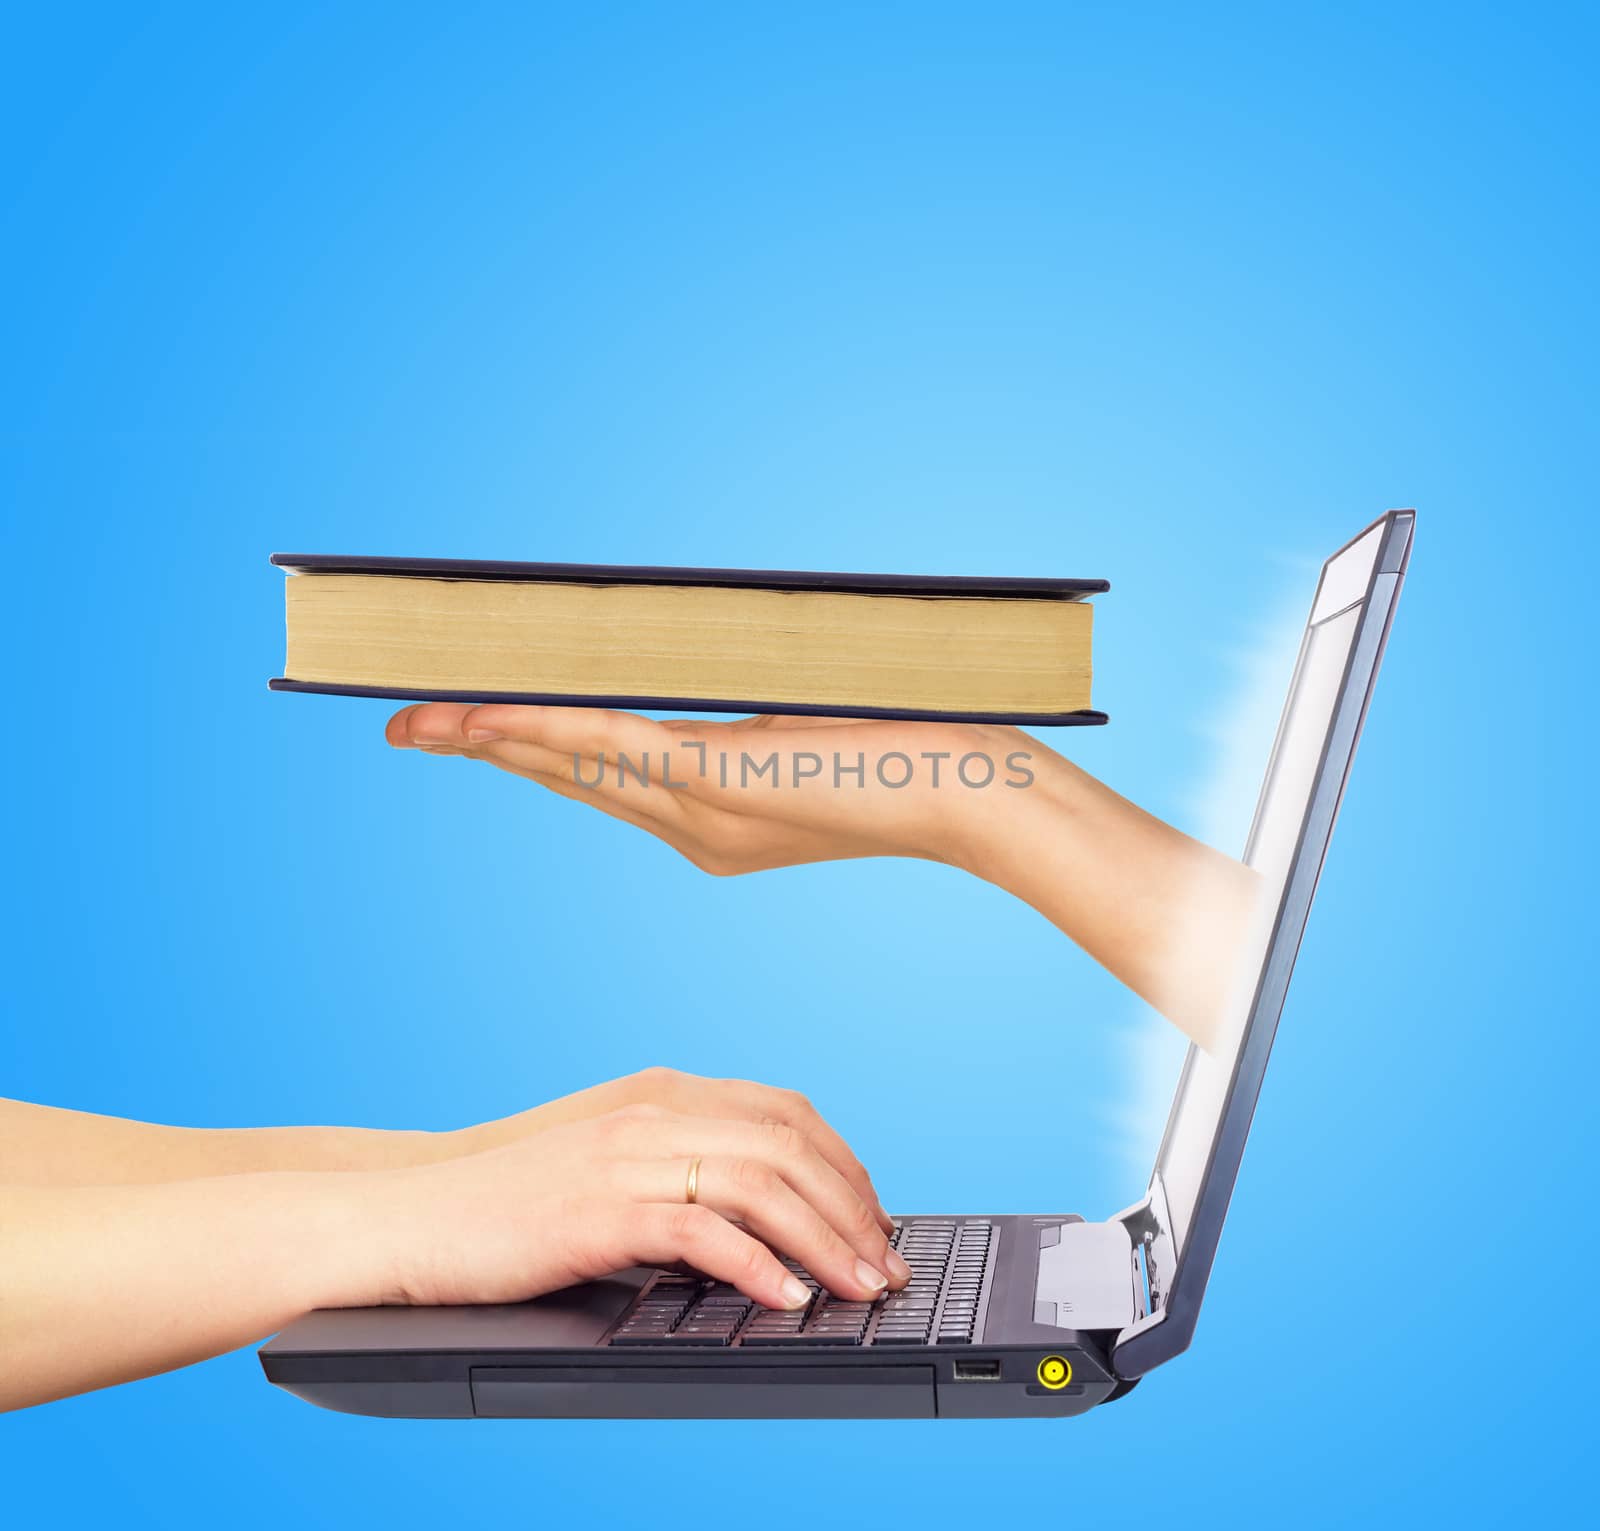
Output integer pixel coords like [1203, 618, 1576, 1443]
[952, 1360, 1002, 1382]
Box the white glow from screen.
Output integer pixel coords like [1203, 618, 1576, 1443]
[1107, 576, 1317, 1191]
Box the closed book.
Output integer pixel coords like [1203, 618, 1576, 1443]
[269, 554, 1108, 725]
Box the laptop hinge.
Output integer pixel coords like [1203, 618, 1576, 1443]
[1112, 1173, 1176, 1320]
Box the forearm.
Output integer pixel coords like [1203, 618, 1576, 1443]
[0, 1173, 382, 1411]
[963, 750, 1265, 1051]
[0, 1099, 452, 1186]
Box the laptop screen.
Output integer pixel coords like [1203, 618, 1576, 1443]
[1152, 514, 1411, 1270]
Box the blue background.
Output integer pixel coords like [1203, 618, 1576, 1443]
[3, 3, 1593, 1524]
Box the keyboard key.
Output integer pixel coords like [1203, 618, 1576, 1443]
[639, 1224, 997, 1352]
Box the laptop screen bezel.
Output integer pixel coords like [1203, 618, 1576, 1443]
[1112, 510, 1413, 1379]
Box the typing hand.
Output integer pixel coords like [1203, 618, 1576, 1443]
[365, 1105, 909, 1310]
[459, 1067, 895, 1237]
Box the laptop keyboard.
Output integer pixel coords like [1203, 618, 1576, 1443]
[607, 1219, 995, 1348]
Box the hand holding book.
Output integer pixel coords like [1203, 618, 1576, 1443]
[388, 703, 1263, 1052]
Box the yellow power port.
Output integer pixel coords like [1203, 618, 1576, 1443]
[1037, 1355, 1072, 1390]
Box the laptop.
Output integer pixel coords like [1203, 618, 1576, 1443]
[261, 510, 1413, 1420]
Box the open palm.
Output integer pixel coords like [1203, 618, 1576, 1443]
[387, 702, 1037, 875]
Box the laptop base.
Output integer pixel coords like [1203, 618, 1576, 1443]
[261, 1213, 1132, 1420]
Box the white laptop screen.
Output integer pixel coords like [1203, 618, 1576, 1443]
[1155, 522, 1391, 1253]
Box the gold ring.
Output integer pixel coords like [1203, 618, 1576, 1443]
[685, 1156, 702, 1206]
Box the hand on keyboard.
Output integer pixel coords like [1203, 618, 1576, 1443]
[361, 1103, 911, 1313]
[448, 1067, 894, 1238]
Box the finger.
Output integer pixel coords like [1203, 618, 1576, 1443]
[458, 742, 699, 845]
[653, 715, 862, 735]
[387, 702, 479, 748]
[622, 1203, 812, 1311]
[466, 734, 587, 784]
[658, 717, 740, 734]
[460, 744, 846, 874]
[648, 1155, 888, 1303]
[727, 713, 873, 731]
[403, 736, 741, 871]
[389, 701, 688, 840]
[451, 707, 688, 827]
[453, 704, 668, 760]
[621, 1113, 901, 1288]
[387, 702, 669, 762]
[730, 1081, 896, 1236]
[470, 734, 687, 824]
[385, 705, 424, 746]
